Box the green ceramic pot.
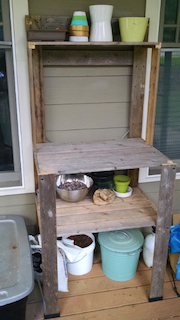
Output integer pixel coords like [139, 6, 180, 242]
[119, 17, 149, 42]
[113, 175, 131, 193]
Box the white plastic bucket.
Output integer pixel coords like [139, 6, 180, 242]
[62, 233, 95, 275]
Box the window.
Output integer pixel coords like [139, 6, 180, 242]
[0, 0, 21, 187]
[139, 0, 180, 182]
[148, 0, 180, 178]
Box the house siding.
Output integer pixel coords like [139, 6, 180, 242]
[139, 180, 180, 215]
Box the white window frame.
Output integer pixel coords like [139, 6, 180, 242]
[0, 0, 34, 195]
[139, 0, 180, 183]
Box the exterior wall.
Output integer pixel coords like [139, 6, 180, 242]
[139, 180, 180, 215]
[0, 193, 37, 234]
[29, 0, 145, 17]
[44, 66, 131, 143]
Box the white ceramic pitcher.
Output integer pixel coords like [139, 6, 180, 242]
[89, 5, 113, 42]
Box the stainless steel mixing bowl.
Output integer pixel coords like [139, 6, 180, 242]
[56, 174, 93, 202]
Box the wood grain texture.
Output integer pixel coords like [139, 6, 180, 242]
[149, 162, 177, 300]
[58, 282, 176, 316]
[32, 46, 46, 143]
[146, 48, 161, 146]
[35, 139, 168, 175]
[42, 50, 133, 66]
[129, 47, 147, 138]
[28, 41, 161, 49]
[36, 187, 157, 236]
[128, 47, 147, 187]
[28, 48, 36, 147]
[38, 174, 59, 316]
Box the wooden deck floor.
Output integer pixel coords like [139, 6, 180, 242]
[26, 258, 180, 320]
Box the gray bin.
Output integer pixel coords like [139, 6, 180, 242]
[0, 215, 34, 320]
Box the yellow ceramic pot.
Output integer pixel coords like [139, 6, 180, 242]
[119, 17, 149, 42]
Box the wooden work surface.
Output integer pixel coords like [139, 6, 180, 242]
[34, 138, 168, 175]
[37, 187, 157, 237]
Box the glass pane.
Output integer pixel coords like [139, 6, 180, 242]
[0, 0, 2, 22]
[164, 0, 178, 24]
[0, 25, 3, 41]
[152, 50, 180, 161]
[0, 49, 14, 172]
[163, 27, 176, 42]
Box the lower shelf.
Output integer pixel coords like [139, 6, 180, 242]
[37, 187, 157, 236]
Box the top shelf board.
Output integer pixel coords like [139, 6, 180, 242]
[34, 138, 168, 175]
[28, 41, 161, 50]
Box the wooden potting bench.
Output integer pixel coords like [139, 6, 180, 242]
[27, 39, 176, 318]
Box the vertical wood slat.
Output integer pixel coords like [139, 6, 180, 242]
[146, 48, 161, 146]
[129, 47, 147, 138]
[149, 161, 177, 301]
[129, 47, 147, 187]
[32, 46, 46, 143]
[39, 174, 60, 318]
[28, 48, 36, 148]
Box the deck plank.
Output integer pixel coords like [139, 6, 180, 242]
[26, 262, 180, 320]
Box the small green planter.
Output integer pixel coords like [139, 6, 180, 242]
[113, 175, 131, 193]
[119, 17, 149, 42]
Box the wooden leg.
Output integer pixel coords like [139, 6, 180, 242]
[149, 161, 176, 301]
[39, 174, 60, 318]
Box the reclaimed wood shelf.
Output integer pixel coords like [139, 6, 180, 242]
[27, 37, 176, 319]
[36, 187, 157, 237]
[28, 41, 161, 46]
[35, 138, 168, 175]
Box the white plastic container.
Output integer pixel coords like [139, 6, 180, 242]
[143, 228, 156, 268]
[62, 233, 95, 275]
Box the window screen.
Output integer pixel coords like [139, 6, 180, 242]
[153, 50, 180, 160]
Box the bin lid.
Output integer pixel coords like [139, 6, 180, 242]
[98, 229, 144, 253]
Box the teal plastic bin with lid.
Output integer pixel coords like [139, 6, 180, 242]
[98, 229, 144, 281]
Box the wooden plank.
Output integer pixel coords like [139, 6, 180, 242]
[36, 138, 147, 154]
[56, 215, 156, 237]
[149, 161, 177, 301]
[35, 142, 168, 174]
[25, 297, 180, 320]
[27, 48, 36, 147]
[59, 270, 170, 299]
[129, 47, 147, 187]
[39, 174, 60, 317]
[146, 48, 161, 146]
[130, 47, 147, 138]
[27, 30, 67, 41]
[32, 46, 46, 143]
[55, 188, 145, 209]
[58, 282, 176, 316]
[28, 41, 161, 48]
[42, 50, 133, 66]
[56, 199, 154, 218]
